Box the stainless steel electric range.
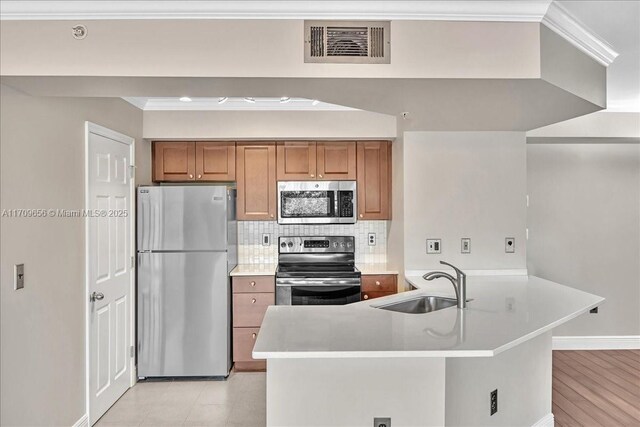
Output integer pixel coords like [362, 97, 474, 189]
[275, 236, 361, 305]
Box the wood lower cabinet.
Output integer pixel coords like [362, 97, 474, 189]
[153, 141, 196, 181]
[317, 141, 356, 180]
[357, 141, 392, 220]
[361, 274, 397, 301]
[153, 141, 235, 182]
[195, 142, 235, 181]
[236, 143, 277, 221]
[232, 275, 275, 371]
[276, 141, 317, 180]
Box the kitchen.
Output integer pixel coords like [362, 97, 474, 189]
[1, 1, 639, 427]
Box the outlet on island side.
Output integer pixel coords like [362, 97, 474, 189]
[262, 233, 271, 246]
[461, 238, 471, 254]
[490, 389, 498, 416]
[368, 232, 377, 246]
[505, 237, 515, 253]
[373, 417, 391, 427]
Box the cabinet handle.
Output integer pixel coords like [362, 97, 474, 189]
[250, 281, 256, 287]
[197, 174, 202, 179]
[270, 214, 275, 218]
[318, 174, 323, 178]
[252, 333, 257, 339]
[310, 174, 315, 178]
[375, 281, 381, 286]
[359, 214, 364, 218]
[363, 294, 369, 300]
[251, 298, 256, 304]
[189, 174, 194, 179]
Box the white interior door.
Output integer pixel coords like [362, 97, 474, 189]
[86, 123, 135, 424]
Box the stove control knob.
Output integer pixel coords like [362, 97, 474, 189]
[347, 242, 352, 248]
[287, 242, 294, 248]
[340, 242, 345, 248]
[333, 242, 339, 248]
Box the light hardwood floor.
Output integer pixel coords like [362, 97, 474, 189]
[553, 350, 640, 427]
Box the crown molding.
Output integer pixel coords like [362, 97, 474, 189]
[542, 2, 618, 66]
[0, 1, 552, 22]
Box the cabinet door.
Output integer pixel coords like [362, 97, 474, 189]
[236, 143, 277, 221]
[276, 142, 317, 180]
[317, 141, 356, 180]
[195, 142, 236, 181]
[356, 141, 392, 220]
[153, 142, 195, 182]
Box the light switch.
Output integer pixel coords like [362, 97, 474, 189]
[14, 264, 24, 290]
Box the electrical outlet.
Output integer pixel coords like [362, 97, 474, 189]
[373, 417, 391, 427]
[14, 264, 24, 290]
[461, 238, 471, 254]
[426, 239, 441, 254]
[368, 232, 377, 246]
[490, 389, 498, 415]
[262, 233, 270, 246]
[505, 237, 515, 253]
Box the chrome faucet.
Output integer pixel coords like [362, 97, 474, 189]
[422, 261, 467, 309]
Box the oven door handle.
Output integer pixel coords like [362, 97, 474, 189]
[276, 278, 361, 287]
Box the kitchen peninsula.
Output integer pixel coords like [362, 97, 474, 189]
[253, 273, 604, 426]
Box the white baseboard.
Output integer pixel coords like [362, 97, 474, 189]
[72, 414, 88, 427]
[532, 413, 554, 427]
[553, 335, 640, 350]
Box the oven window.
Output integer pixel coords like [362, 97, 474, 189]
[291, 286, 361, 305]
[281, 191, 335, 218]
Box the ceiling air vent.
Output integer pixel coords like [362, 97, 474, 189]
[305, 21, 390, 64]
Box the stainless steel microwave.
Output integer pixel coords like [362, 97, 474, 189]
[277, 181, 357, 224]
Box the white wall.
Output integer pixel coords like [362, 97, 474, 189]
[0, 85, 144, 426]
[527, 143, 640, 336]
[403, 132, 527, 271]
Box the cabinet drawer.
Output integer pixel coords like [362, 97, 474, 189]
[233, 327, 261, 362]
[361, 291, 395, 301]
[361, 275, 397, 292]
[233, 276, 275, 293]
[232, 293, 274, 327]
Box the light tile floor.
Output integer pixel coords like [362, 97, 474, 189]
[96, 372, 266, 427]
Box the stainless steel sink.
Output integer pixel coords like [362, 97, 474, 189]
[374, 295, 459, 314]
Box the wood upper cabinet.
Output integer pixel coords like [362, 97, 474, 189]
[276, 142, 317, 180]
[153, 141, 235, 182]
[236, 143, 277, 221]
[195, 142, 236, 181]
[277, 141, 356, 181]
[153, 141, 196, 182]
[317, 141, 356, 180]
[356, 141, 392, 220]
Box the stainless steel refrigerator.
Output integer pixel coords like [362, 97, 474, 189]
[137, 186, 236, 378]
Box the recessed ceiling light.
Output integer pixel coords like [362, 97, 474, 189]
[179, 96, 192, 102]
[312, 99, 320, 106]
[280, 97, 291, 103]
[218, 97, 229, 104]
[244, 97, 256, 104]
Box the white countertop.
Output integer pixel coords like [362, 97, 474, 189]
[230, 263, 398, 276]
[253, 274, 604, 359]
[358, 263, 399, 275]
[230, 264, 277, 276]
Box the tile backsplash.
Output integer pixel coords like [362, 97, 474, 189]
[237, 221, 388, 264]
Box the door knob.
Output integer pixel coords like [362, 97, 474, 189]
[252, 333, 257, 339]
[197, 174, 202, 179]
[189, 174, 194, 179]
[359, 214, 364, 218]
[251, 298, 256, 304]
[363, 294, 369, 300]
[310, 174, 315, 178]
[90, 292, 104, 302]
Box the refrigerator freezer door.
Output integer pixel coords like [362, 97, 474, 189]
[138, 186, 229, 251]
[137, 251, 230, 377]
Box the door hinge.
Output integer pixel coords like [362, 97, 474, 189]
[129, 164, 136, 179]
[130, 345, 135, 358]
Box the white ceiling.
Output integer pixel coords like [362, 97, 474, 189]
[123, 97, 357, 111]
[558, 1, 640, 111]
